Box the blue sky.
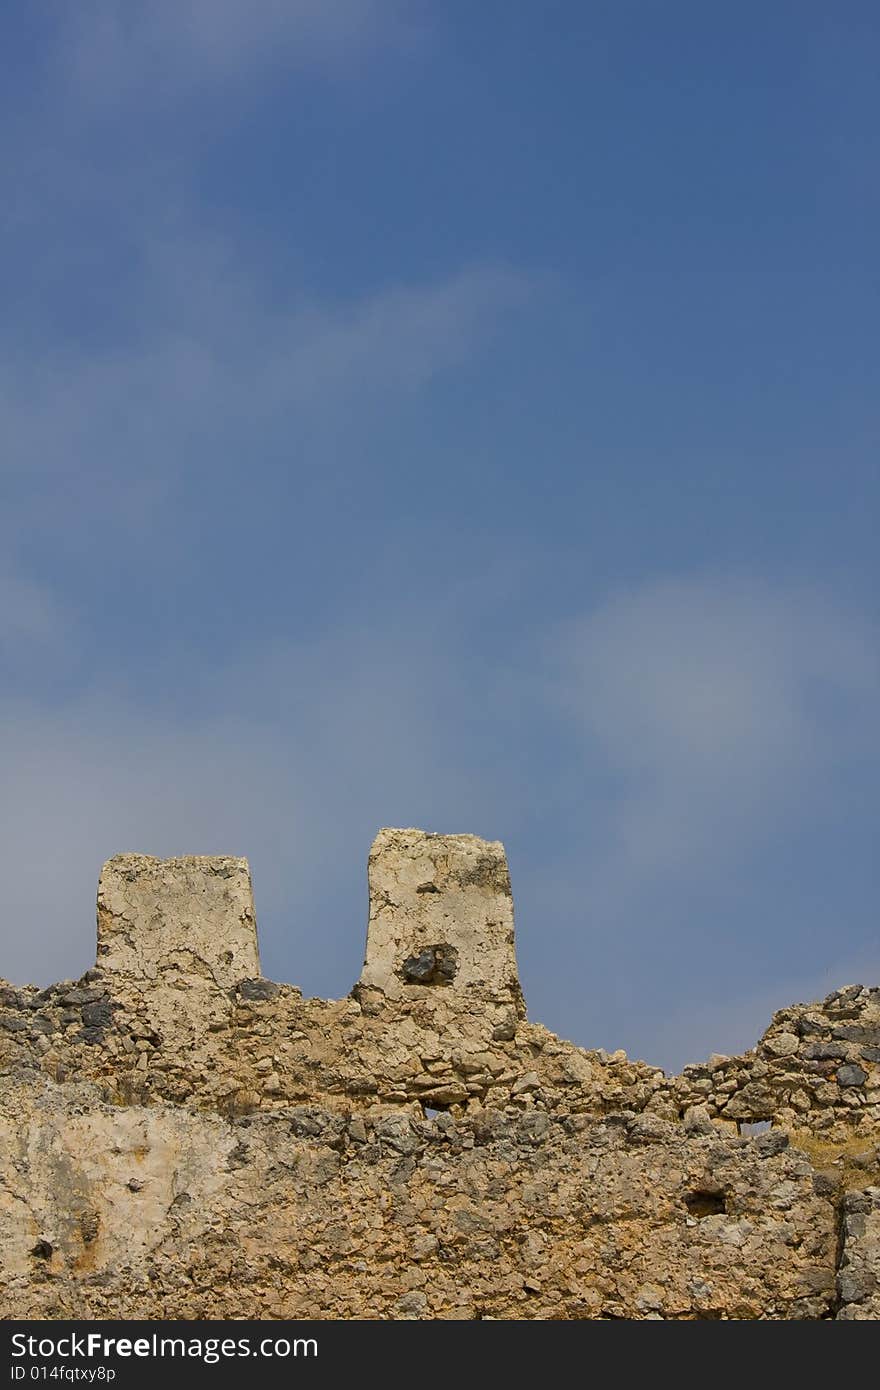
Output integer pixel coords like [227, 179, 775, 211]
[1, 2, 877, 1070]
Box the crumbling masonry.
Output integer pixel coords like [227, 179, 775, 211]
[1, 829, 879, 1319]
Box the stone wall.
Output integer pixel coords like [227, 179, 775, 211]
[1, 829, 878, 1320]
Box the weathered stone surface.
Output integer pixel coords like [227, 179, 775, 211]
[0, 828, 878, 1320]
[97, 854, 259, 989]
[837, 1188, 880, 1319]
[838, 1065, 868, 1088]
[0, 1077, 842, 1320]
[357, 829, 524, 1029]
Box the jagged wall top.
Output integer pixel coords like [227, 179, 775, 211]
[3, 825, 879, 1149]
[2, 826, 880, 1318]
[93, 830, 524, 1036]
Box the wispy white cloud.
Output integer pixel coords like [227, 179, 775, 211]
[497, 573, 880, 1068]
[555, 575, 879, 889]
[0, 251, 529, 572]
[2, 568, 876, 1077]
[0, 576, 67, 645]
[272, 269, 529, 405]
[2, 249, 526, 457]
[0, 52, 533, 988]
[657, 948, 880, 1071]
[0, 603, 494, 991]
[64, 0, 414, 88]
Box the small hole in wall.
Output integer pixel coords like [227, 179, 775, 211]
[31, 1240, 53, 1259]
[739, 1120, 771, 1136]
[684, 1189, 726, 1218]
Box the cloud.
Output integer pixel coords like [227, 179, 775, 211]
[655, 947, 880, 1071]
[0, 575, 79, 696]
[1, 252, 526, 456]
[494, 574, 880, 1069]
[272, 269, 529, 405]
[0, 599, 503, 992]
[0, 30, 533, 989]
[2, 567, 876, 1079]
[0, 702, 307, 989]
[60, 0, 418, 98]
[0, 576, 66, 645]
[0, 254, 528, 566]
[555, 576, 880, 887]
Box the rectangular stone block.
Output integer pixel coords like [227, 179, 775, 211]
[358, 828, 524, 1018]
[96, 855, 260, 990]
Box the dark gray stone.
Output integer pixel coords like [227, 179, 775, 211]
[837, 1064, 868, 1088]
[0, 1015, 28, 1032]
[236, 978, 280, 1001]
[375, 1118, 420, 1154]
[844, 1191, 872, 1214]
[837, 1270, 876, 1304]
[390, 1155, 418, 1186]
[401, 944, 459, 986]
[802, 1042, 848, 1061]
[516, 1111, 551, 1144]
[755, 1130, 789, 1158]
[795, 1016, 828, 1036]
[82, 1001, 114, 1029]
[827, 985, 863, 1006]
[288, 1107, 328, 1137]
[832, 1023, 880, 1044]
[812, 1171, 839, 1197]
[859, 1045, 880, 1063]
[401, 950, 436, 983]
[432, 943, 459, 983]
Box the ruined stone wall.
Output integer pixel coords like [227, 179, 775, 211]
[1, 829, 878, 1320]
